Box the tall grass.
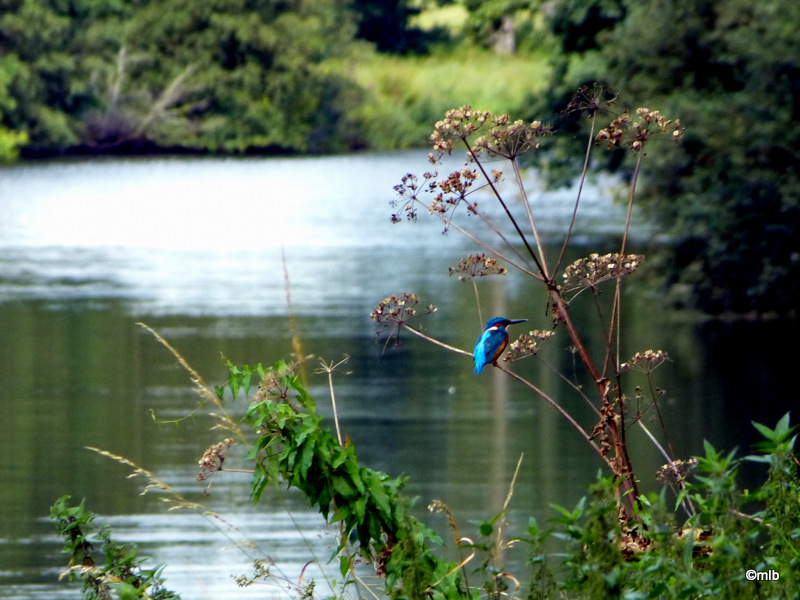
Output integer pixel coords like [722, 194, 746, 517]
[345, 45, 552, 149]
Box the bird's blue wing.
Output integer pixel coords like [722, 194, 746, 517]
[474, 329, 508, 374]
[474, 330, 490, 374]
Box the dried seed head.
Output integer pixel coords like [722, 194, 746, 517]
[371, 293, 437, 342]
[562, 253, 645, 291]
[505, 329, 555, 360]
[448, 253, 507, 280]
[197, 438, 234, 481]
[597, 108, 683, 152]
[473, 117, 551, 160]
[655, 458, 698, 484]
[620, 349, 670, 374]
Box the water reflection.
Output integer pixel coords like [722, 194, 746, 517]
[0, 153, 795, 598]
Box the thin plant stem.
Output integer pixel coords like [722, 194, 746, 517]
[492, 453, 524, 572]
[316, 356, 350, 446]
[645, 372, 677, 459]
[402, 324, 473, 357]
[603, 149, 643, 377]
[463, 140, 548, 280]
[533, 355, 601, 417]
[407, 192, 542, 280]
[282, 247, 308, 386]
[510, 157, 549, 280]
[620, 150, 643, 259]
[464, 181, 536, 268]
[494, 363, 609, 466]
[136, 322, 247, 442]
[603, 152, 645, 486]
[554, 111, 597, 277]
[439, 214, 542, 279]
[636, 420, 696, 517]
[472, 279, 483, 327]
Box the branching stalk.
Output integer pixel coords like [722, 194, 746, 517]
[510, 157, 549, 280]
[494, 363, 608, 465]
[554, 111, 597, 276]
[463, 140, 548, 280]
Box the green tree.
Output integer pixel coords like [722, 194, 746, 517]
[0, 0, 366, 154]
[0, 54, 28, 159]
[538, 0, 800, 315]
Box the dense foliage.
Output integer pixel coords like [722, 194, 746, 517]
[536, 0, 800, 315]
[0, 0, 369, 156]
[52, 496, 180, 599]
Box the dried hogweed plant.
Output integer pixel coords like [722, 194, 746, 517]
[376, 90, 687, 529]
[449, 253, 507, 325]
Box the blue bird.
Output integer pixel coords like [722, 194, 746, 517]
[473, 316, 527, 374]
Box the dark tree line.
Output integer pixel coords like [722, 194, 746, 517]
[535, 0, 800, 315]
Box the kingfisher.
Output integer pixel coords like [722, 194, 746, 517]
[473, 316, 527, 374]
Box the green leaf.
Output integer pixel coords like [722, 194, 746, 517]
[774, 411, 792, 436]
[331, 446, 350, 469]
[251, 463, 269, 503]
[317, 485, 332, 520]
[352, 496, 367, 525]
[549, 497, 585, 523]
[528, 517, 540, 536]
[366, 474, 393, 524]
[681, 528, 695, 568]
[228, 367, 241, 399]
[479, 521, 493, 537]
[297, 437, 316, 480]
[344, 461, 365, 494]
[333, 475, 356, 499]
[752, 421, 778, 440]
[241, 364, 252, 395]
[331, 504, 350, 524]
[702, 439, 717, 459]
[339, 554, 351, 578]
[366, 511, 382, 541]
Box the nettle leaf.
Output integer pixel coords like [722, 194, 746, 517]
[294, 416, 318, 445]
[282, 447, 297, 470]
[339, 554, 351, 578]
[315, 484, 332, 521]
[359, 511, 382, 547]
[331, 503, 350, 524]
[365, 472, 393, 524]
[333, 475, 356, 499]
[344, 459, 364, 494]
[331, 445, 351, 469]
[251, 463, 269, 503]
[242, 365, 254, 393]
[352, 496, 367, 525]
[229, 370, 241, 399]
[297, 437, 316, 479]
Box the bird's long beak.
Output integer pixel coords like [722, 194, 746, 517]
[508, 319, 527, 325]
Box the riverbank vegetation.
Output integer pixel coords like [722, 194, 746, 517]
[53, 369, 800, 599]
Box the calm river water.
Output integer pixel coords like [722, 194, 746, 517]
[0, 151, 795, 599]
